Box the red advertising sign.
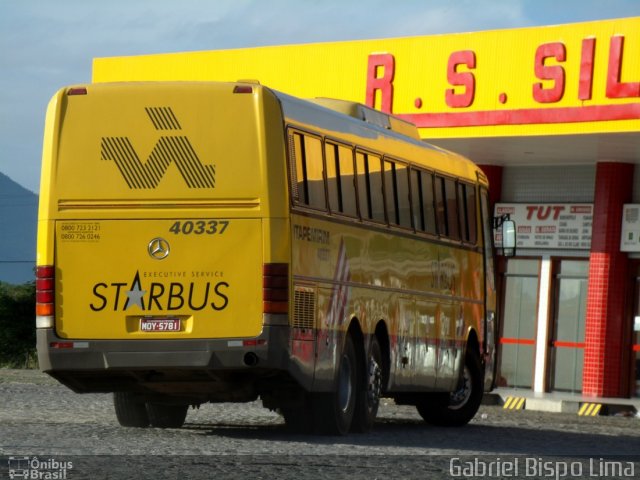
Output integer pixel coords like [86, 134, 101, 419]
[495, 204, 593, 250]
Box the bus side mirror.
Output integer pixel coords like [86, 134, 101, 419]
[493, 215, 516, 257]
[501, 220, 516, 257]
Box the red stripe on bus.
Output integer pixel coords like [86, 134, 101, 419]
[553, 341, 585, 348]
[633, 344, 640, 352]
[499, 337, 535, 345]
[399, 103, 640, 128]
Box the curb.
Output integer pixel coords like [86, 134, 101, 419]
[483, 393, 639, 417]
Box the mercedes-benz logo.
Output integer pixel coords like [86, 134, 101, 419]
[148, 238, 170, 260]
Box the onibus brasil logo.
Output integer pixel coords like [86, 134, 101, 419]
[100, 107, 215, 189]
[8, 456, 73, 479]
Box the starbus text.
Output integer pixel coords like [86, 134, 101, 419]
[89, 271, 229, 312]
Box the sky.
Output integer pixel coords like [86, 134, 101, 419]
[1, 0, 639, 194]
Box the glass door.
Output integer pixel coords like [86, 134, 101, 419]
[497, 259, 540, 388]
[548, 260, 589, 393]
[633, 269, 640, 397]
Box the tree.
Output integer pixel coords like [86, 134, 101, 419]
[0, 281, 36, 367]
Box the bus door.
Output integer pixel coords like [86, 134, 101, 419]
[480, 189, 498, 390]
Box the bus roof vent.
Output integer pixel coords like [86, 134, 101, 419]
[309, 98, 420, 139]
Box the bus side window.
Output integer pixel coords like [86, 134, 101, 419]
[289, 131, 326, 210]
[410, 168, 425, 231]
[396, 162, 412, 228]
[368, 154, 385, 222]
[355, 151, 384, 222]
[458, 183, 470, 242]
[466, 183, 478, 244]
[385, 160, 412, 229]
[325, 142, 341, 213]
[444, 177, 460, 240]
[467, 185, 478, 245]
[422, 171, 437, 234]
[303, 136, 326, 210]
[384, 160, 399, 225]
[458, 182, 478, 245]
[410, 169, 437, 234]
[289, 132, 304, 202]
[435, 175, 448, 236]
[355, 152, 370, 219]
[338, 145, 358, 217]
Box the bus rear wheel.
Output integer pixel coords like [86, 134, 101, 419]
[146, 402, 189, 428]
[416, 349, 483, 427]
[113, 392, 149, 428]
[312, 335, 357, 435]
[351, 336, 382, 432]
[281, 402, 313, 433]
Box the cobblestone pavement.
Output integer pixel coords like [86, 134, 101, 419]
[1, 369, 638, 479]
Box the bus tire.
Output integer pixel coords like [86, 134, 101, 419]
[146, 402, 188, 429]
[351, 336, 382, 432]
[416, 349, 484, 427]
[312, 335, 357, 435]
[113, 392, 149, 428]
[281, 402, 314, 433]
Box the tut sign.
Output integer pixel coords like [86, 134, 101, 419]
[495, 204, 593, 250]
[621, 204, 640, 252]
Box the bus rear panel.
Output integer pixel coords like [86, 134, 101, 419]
[37, 82, 292, 401]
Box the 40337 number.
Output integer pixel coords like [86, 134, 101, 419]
[169, 220, 229, 235]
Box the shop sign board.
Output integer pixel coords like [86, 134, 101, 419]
[621, 204, 640, 252]
[93, 17, 640, 139]
[494, 203, 592, 250]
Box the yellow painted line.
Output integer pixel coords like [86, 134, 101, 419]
[578, 403, 602, 416]
[503, 396, 526, 410]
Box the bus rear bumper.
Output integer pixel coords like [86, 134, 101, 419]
[36, 326, 294, 398]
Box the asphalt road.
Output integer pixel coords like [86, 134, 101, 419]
[0, 369, 638, 479]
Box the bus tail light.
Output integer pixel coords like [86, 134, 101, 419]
[36, 265, 55, 328]
[233, 85, 253, 94]
[67, 87, 88, 96]
[263, 263, 289, 314]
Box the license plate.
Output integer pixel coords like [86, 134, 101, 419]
[139, 317, 181, 332]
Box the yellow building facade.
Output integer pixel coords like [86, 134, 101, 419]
[93, 17, 640, 400]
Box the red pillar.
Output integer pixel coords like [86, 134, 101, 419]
[478, 165, 503, 207]
[583, 162, 634, 398]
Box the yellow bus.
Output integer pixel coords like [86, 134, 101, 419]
[36, 81, 510, 434]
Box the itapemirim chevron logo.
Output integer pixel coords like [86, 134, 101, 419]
[100, 107, 215, 189]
